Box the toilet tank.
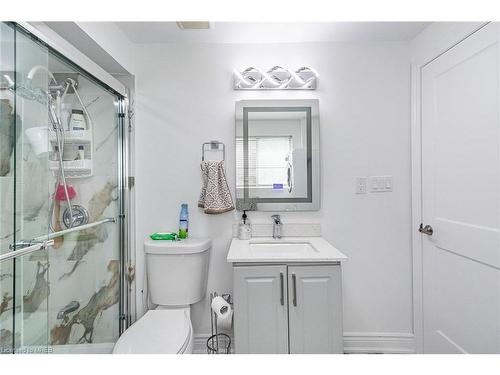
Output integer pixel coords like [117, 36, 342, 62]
[144, 238, 211, 306]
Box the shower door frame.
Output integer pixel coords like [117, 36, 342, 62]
[1, 21, 134, 348]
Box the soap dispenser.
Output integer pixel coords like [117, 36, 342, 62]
[238, 210, 252, 240]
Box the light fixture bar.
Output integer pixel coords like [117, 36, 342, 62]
[234, 66, 318, 90]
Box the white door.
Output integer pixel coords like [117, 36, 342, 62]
[233, 265, 289, 353]
[421, 23, 500, 353]
[288, 265, 343, 353]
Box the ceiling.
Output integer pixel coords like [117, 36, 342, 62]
[115, 22, 430, 44]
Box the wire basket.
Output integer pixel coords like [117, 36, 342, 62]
[206, 333, 231, 354]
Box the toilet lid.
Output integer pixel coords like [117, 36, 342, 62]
[113, 309, 191, 354]
[144, 238, 212, 255]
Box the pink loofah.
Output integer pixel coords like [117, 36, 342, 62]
[55, 184, 76, 201]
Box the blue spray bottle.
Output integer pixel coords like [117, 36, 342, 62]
[178, 203, 189, 239]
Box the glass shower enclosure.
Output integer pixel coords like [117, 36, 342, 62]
[0, 22, 130, 353]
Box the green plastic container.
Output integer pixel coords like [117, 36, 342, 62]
[149, 232, 178, 241]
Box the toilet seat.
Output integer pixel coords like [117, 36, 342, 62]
[113, 308, 192, 354]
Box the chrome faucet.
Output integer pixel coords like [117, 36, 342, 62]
[271, 214, 282, 239]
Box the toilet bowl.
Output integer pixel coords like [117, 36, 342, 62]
[113, 308, 193, 354]
[113, 238, 211, 354]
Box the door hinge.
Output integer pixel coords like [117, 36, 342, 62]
[128, 176, 135, 189]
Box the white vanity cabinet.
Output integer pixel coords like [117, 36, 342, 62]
[233, 263, 343, 354]
[233, 265, 289, 353]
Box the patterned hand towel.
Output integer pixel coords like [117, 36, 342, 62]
[198, 161, 235, 214]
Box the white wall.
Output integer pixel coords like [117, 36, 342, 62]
[134, 41, 413, 339]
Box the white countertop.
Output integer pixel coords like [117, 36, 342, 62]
[227, 237, 348, 263]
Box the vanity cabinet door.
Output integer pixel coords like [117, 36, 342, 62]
[288, 265, 343, 354]
[233, 265, 289, 353]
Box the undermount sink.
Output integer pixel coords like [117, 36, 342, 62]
[227, 236, 348, 263]
[249, 240, 318, 257]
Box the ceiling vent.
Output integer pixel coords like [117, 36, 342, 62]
[176, 22, 212, 30]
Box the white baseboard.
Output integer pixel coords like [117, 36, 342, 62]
[343, 332, 416, 354]
[193, 332, 415, 354]
[193, 335, 207, 354]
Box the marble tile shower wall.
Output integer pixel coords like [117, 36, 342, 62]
[0, 72, 120, 350]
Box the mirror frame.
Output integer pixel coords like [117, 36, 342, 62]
[235, 99, 320, 211]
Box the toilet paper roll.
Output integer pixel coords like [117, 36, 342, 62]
[216, 309, 233, 331]
[211, 296, 231, 319]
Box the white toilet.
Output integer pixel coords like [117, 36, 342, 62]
[113, 238, 211, 354]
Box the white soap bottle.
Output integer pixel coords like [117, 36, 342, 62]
[69, 109, 87, 131]
[238, 210, 252, 240]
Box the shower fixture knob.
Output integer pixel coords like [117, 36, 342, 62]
[63, 205, 89, 228]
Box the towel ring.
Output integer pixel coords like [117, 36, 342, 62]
[202, 141, 225, 162]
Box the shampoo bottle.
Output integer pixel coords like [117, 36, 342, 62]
[69, 109, 87, 131]
[179, 203, 189, 239]
[76, 145, 85, 160]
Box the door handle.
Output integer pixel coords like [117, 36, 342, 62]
[279, 272, 284, 306]
[419, 223, 433, 236]
[292, 273, 297, 306]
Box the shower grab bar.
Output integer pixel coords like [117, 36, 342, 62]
[1, 217, 116, 263]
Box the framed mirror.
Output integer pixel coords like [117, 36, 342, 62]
[235, 99, 320, 211]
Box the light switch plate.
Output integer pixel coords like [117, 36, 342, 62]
[355, 177, 368, 194]
[370, 176, 393, 192]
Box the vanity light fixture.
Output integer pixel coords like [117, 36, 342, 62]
[234, 66, 318, 90]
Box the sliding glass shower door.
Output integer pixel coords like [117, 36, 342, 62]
[10, 21, 52, 354]
[0, 22, 127, 354]
[0, 21, 20, 353]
